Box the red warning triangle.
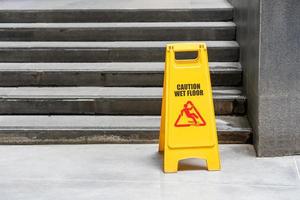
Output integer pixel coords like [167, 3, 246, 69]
[174, 101, 206, 127]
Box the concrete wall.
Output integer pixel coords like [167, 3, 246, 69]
[229, 0, 300, 156]
[259, 0, 300, 156]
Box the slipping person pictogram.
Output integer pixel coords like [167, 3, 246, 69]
[174, 101, 206, 127]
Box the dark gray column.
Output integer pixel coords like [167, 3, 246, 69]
[229, 0, 300, 156]
[258, 0, 300, 156]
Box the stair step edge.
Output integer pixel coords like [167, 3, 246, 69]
[0, 62, 242, 72]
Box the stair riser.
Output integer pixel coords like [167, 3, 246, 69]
[0, 71, 242, 87]
[0, 99, 246, 115]
[0, 47, 239, 62]
[0, 10, 233, 23]
[0, 130, 251, 144]
[0, 27, 235, 41]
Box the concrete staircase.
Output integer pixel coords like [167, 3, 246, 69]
[0, 1, 252, 144]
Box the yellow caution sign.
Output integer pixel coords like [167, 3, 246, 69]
[159, 42, 221, 173]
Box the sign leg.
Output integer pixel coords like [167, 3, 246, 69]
[206, 147, 221, 171]
[159, 80, 166, 152]
[158, 129, 165, 152]
[164, 150, 178, 173]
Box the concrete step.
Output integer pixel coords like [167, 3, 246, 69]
[0, 0, 233, 10]
[0, 87, 246, 115]
[0, 9, 233, 23]
[0, 62, 242, 87]
[0, 22, 236, 41]
[0, 115, 252, 144]
[0, 41, 239, 62]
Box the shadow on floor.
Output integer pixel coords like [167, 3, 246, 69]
[151, 151, 208, 171]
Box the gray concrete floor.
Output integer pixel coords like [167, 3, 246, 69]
[0, 144, 299, 200]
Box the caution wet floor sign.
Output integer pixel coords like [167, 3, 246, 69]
[159, 42, 221, 173]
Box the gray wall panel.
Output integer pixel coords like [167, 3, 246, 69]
[228, 0, 300, 156]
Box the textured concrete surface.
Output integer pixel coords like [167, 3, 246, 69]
[0, 0, 252, 147]
[0, 0, 233, 10]
[257, 0, 300, 156]
[0, 115, 252, 144]
[0, 62, 242, 87]
[0, 9, 233, 23]
[0, 62, 241, 72]
[228, 0, 260, 153]
[0, 86, 244, 99]
[0, 41, 238, 48]
[229, 0, 300, 156]
[0, 144, 299, 200]
[0, 0, 233, 23]
[0, 22, 236, 41]
[0, 115, 250, 131]
[0, 86, 245, 115]
[0, 22, 236, 28]
[0, 41, 239, 62]
[0, 115, 251, 144]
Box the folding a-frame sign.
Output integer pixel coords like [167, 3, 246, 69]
[159, 42, 221, 173]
